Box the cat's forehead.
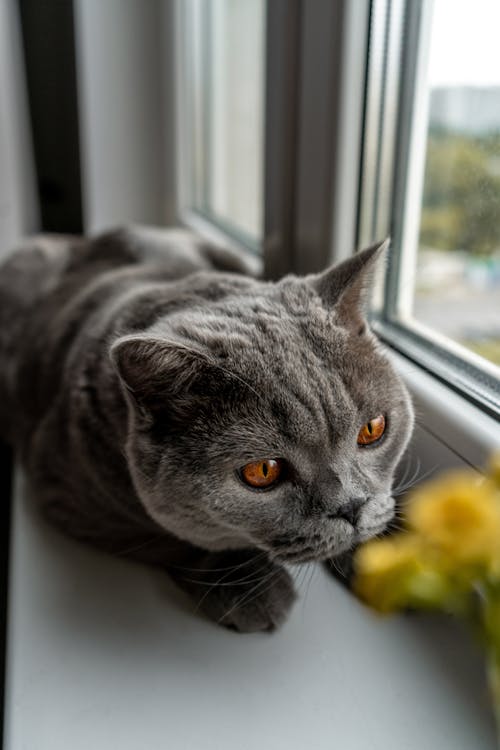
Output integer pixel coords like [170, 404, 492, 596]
[176, 279, 338, 345]
[169, 282, 393, 414]
[170, 290, 337, 371]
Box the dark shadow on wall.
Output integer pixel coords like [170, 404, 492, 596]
[17, 0, 83, 233]
[0, 441, 12, 749]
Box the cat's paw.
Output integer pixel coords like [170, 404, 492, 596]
[198, 562, 296, 633]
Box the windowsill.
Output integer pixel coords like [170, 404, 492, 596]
[386, 348, 500, 472]
[4, 471, 496, 749]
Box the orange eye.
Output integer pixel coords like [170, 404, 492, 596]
[357, 415, 386, 446]
[239, 459, 285, 489]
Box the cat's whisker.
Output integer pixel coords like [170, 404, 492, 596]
[295, 563, 310, 591]
[193, 553, 271, 612]
[390, 516, 406, 526]
[180, 571, 274, 588]
[289, 566, 302, 599]
[115, 535, 163, 557]
[187, 554, 273, 590]
[217, 567, 283, 625]
[302, 563, 317, 609]
[393, 454, 421, 494]
[295, 564, 311, 617]
[390, 526, 406, 535]
[394, 508, 408, 518]
[402, 456, 421, 487]
[169, 550, 268, 575]
[327, 556, 344, 578]
[393, 457, 422, 495]
[396, 462, 440, 498]
[395, 456, 415, 489]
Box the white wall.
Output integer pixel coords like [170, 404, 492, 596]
[74, 0, 177, 234]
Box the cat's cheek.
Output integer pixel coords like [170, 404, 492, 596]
[208, 478, 284, 533]
[356, 495, 395, 541]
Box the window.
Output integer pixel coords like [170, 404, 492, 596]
[414, 0, 500, 371]
[176, 0, 266, 251]
[176, 0, 368, 279]
[360, 0, 500, 417]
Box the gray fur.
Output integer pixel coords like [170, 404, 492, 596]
[0, 226, 414, 632]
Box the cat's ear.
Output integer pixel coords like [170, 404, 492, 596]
[110, 335, 228, 421]
[310, 239, 389, 330]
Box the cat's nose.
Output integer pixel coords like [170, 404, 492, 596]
[336, 497, 366, 526]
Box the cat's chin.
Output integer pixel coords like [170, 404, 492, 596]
[269, 534, 355, 565]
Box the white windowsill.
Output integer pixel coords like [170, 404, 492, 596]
[4, 471, 496, 750]
[388, 348, 500, 473]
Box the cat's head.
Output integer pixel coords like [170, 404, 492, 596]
[111, 241, 414, 562]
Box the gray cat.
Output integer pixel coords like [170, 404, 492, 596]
[0, 226, 414, 632]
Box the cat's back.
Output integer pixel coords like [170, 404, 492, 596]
[0, 225, 252, 443]
[0, 233, 78, 437]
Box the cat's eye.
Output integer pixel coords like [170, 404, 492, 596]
[239, 459, 285, 489]
[357, 415, 386, 446]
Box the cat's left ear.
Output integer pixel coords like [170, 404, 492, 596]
[310, 238, 389, 330]
[110, 335, 233, 422]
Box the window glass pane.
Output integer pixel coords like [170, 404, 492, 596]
[208, 0, 265, 241]
[412, 0, 500, 372]
[182, 0, 265, 248]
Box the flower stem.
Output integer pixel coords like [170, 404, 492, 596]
[487, 650, 500, 747]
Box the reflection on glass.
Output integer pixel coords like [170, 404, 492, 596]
[207, 0, 265, 243]
[414, 0, 500, 369]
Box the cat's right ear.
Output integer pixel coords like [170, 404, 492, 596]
[110, 335, 227, 421]
[310, 239, 389, 329]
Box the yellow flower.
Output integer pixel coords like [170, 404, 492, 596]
[405, 472, 500, 569]
[353, 461, 500, 616]
[353, 536, 449, 613]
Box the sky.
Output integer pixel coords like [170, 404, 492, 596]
[428, 0, 500, 87]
